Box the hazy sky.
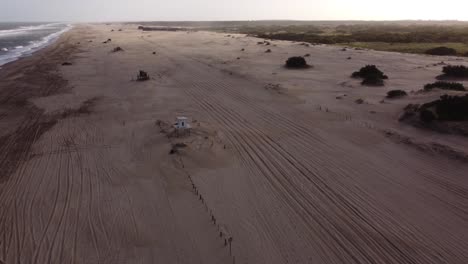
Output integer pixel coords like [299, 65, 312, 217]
[1, 0, 468, 22]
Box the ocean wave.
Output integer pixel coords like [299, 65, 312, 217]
[0, 23, 63, 37]
[0, 24, 72, 67]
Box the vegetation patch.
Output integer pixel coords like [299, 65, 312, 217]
[352, 65, 388, 86]
[424, 81, 466, 91]
[112, 47, 124, 52]
[355, 98, 365, 104]
[136, 70, 150, 81]
[420, 94, 468, 122]
[387, 90, 408, 98]
[425, 46, 457, 56]
[437, 65, 468, 79]
[285, 56, 309, 69]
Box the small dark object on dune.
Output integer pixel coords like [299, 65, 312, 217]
[387, 90, 408, 98]
[425, 47, 457, 56]
[257, 41, 264, 45]
[62, 62, 72, 66]
[169, 142, 187, 154]
[111, 29, 114, 32]
[304, 54, 311, 57]
[342, 48, 347, 51]
[355, 98, 364, 104]
[265, 49, 272, 53]
[285, 56, 309, 69]
[437, 65, 468, 79]
[137, 70, 150, 81]
[118, 29, 122, 31]
[347, 57, 352, 60]
[112, 47, 124, 52]
[424, 81, 466, 91]
[241, 48, 245, 51]
[237, 57, 240, 60]
[152, 51, 156, 55]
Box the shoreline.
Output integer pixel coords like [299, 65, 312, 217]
[0, 23, 73, 67]
[0, 27, 79, 180]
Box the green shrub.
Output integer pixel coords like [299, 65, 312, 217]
[285, 57, 308, 69]
[362, 76, 384, 86]
[387, 90, 408, 98]
[424, 81, 465, 91]
[420, 109, 436, 123]
[441, 65, 468, 78]
[352, 65, 388, 80]
[425, 47, 457, 56]
[420, 94, 468, 121]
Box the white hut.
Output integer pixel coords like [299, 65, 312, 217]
[174, 116, 191, 136]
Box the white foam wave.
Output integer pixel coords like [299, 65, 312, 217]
[0, 24, 72, 67]
[0, 23, 61, 37]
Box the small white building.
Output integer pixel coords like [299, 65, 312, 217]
[174, 117, 191, 136]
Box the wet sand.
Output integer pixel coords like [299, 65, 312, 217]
[0, 23, 467, 264]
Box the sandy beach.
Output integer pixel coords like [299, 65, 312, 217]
[1, 23, 468, 264]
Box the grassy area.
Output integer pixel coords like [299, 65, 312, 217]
[342, 42, 468, 55]
[134, 21, 468, 56]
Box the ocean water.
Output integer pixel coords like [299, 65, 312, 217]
[0, 22, 71, 67]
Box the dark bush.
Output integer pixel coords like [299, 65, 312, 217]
[137, 70, 150, 81]
[424, 81, 465, 91]
[425, 47, 457, 56]
[420, 109, 436, 123]
[355, 98, 364, 104]
[352, 65, 388, 80]
[439, 65, 468, 79]
[361, 76, 384, 86]
[265, 49, 272, 53]
[387, 90, 408, 98]
[352, 65, 388, 86]
[112, 47, 123, 52]
[62, 62, 72, 66]
[420, 94, 468, 121]
[285, 56, 309, 69]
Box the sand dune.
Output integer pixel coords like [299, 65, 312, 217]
[0, 24, 467, 264]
